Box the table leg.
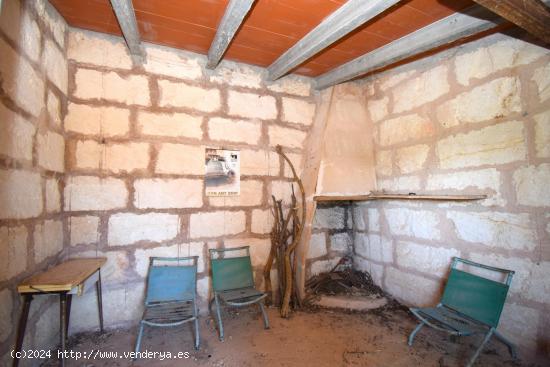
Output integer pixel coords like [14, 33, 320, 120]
[66, 294, 72, 343]
[13, 294, 33, 367]
[96, 270, 104, 333]
[59, 293, 67, 367]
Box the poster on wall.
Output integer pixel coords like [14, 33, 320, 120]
[205, 148, 240, 196]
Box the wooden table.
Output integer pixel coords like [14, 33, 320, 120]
[14, 258, 106, 367]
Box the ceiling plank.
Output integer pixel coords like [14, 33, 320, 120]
[206, 0, 255, 69]
[314, 5, 506, 90]
[267, 0, 402, 81]
[109, 0, 142, 60]
[472, 0, 550, 44]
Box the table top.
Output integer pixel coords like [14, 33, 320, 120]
[18, 258, 106, 293]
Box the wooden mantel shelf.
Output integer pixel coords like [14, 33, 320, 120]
[313, 193, 487, 202]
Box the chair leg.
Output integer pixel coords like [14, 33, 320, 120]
[134, 322, 145, 359]
[493, 330, 517, 359]
[214, 293, 224, 342]
[408, 321, 425, 346]
[259, 301, 270, 329]
[466, 328, 494, 367]
[193, 302, 200, 350]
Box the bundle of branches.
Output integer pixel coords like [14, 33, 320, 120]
[263, 145, 305, 318]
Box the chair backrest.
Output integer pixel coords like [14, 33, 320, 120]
[441, 257, 513, 327]
[145, 256, 197, 305]
[209, 246, 254, 292]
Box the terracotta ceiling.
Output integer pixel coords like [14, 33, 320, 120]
[49, 0, 475, 77]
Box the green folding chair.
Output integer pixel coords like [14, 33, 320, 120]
[209, 246, 269, 341]
[135, 256, 200, 355]
[408, 257, 517, 367]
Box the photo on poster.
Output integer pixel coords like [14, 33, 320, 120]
[205, 148, 240, 196]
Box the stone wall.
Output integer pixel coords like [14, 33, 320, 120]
[0, 0, 69, 363]
[353, 31, 550, 356]
[62, 28, 345, 331]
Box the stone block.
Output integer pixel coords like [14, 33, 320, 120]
[47, 91, 61, 127]
[189, 211, 245, 238]
[437, 77, 522, 128]
[367, 97, 389, 123]
[0, 225, 28, 281]
[69, 216, 99, 246]
[65, 103, 130, 137]
[307, 232, 327, 259]
[454, 34, 546, 85]
[534, 111, 550, 158]
[392, 65, 449, 113]
[209, 60, 262, 89]
[269, 180, 295, 206]
[532, 63, 550, 102]
[1, 2, 41, 62]
[385, 208, 440, 240]
[377, 176, 421, 192]
[352, 206, 366, 231]
[134, 242, 205, 276]
[228, 91, 277, 120]
[240, 149, 280, 176]
[64, 176, 128, 211]
[251, 209, 272, 235]
[33, 301, 59, 352]
[0, 288, 12, 342]
[447, 211, 537, 251]
[283, 152, 303, 178]
[375, 150, 392, 177]
[209, 180, 263, 207]
[42, 39, 68, 93]
[39, 0, 67, 48]
[498, 303, 540, 351]
[377, 69, 416, 91]
[310, 258, 341, 276]
[379, 114, 434, 147]
[34, 220, 63, 263]
[0, 38, 44, 117]
[144, 45, 203, 79]
[266, 75, 312, 96]
[108, 213, 180, 246]
[68, 29, 132, 69]
[137, 111, 203, 139]
[37, 130, 65, 172]
[395, 144, 429, 174]
[281, 97, 316, 126]
[45, 178, 61, 213]
[197, 277, 210, 303]
[134, 178, 203, 209]
[223, 238, 271, 267]
[208, 117, 262, 144]
[158, 79, 220, 112]
[72, 249, 129, 283]
[426, 168, 504, 206]
[0, 103, 35, 161]
[513, 164, 550, 207]
[355, 233, 392, 263]
[437, 120, 526, 169]
[0, 169, 42, 219]
[385, 267, 441, 307]
[269, 125, 307, 149]
[313, 207, 345, 230]
[397, 241, 458, 277]
[74, 140, 101, 170]
[156, 143, 204, 175]
[74, 68, 150, 106]
[368, 207, 380, 232]
[105, 142, 150, 174]
[330, 232, 351, 252]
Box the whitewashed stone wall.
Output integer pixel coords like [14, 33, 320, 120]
[353, 32, 550, 356]
[0, 0, 69, 364]
[62, 28, 343, 332]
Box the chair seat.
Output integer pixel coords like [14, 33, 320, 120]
[413, 306, 488, 335]
[143, 300, 196, 326]
[219, 287, 266, 305]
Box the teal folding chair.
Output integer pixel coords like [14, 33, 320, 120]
[135, 256, 200, 354]
[209, 246, 269, 341]
[408, 257, 516, 367]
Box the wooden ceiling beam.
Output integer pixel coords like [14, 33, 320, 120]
[314, 5, 504, 90]
[109, 0, 142, 61]
[472, 0, 550, 44]
[206, 0, 255, 69]
[267, 0, 402, 81]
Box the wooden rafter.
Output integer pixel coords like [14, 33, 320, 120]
[473, 0, 550, 44]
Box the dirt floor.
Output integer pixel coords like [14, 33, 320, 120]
[41, 305, 548, 367]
